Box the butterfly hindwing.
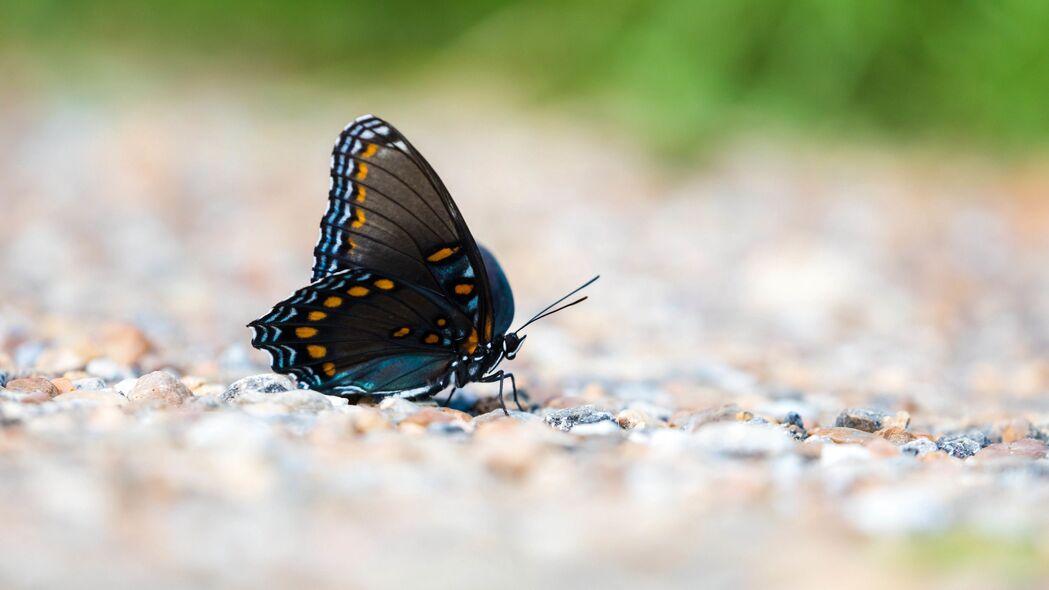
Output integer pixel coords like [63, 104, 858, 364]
[249, 268, 476, 396]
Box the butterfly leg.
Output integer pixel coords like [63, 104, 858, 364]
[441, 387, 457, 408]
[506, 373, 525, 412]
[481, 370, 510, 416]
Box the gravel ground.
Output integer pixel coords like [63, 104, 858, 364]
[3, 84, 1049, 589]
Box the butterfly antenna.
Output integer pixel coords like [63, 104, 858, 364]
[513, 275, 600, 333]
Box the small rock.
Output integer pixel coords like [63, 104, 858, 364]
[782, 411, 808, 440]
[571, 420, 623, 436]
[674, 404, 750, 431]
[810, 427, 877, 445]
[544, 405, 616, 432]
[974, 439, 1048, 461]
[882, 411, 911, 430]
[693, 421, 795, 458]
[616, 408, 658, 430]
[5, 377, 59, 400]
[50, 377, 76, 394]
[73, 377, 107, 391]
[378, 397, 422, 423]
[875, 426, 916, 445]
[834, 408, 889, 433]
[993, 419, 1031, 444]
[114, 378, 137, 396]
[127, 371, 192, 408]
[900, 438, 938, 457]
[936, 434, 983, 459]
[221, 373, 295, 402]
[235, 389, 333, 413]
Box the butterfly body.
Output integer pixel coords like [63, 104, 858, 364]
[249, 115, 527, 407]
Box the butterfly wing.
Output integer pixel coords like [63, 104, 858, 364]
[249, 269, 474, 397]
[313, 115, 512, 345]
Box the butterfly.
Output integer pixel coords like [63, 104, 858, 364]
[248, 115, 597, 413]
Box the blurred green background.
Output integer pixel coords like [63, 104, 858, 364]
[3, 0, 1048, 154]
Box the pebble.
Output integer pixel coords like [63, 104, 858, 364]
[834, 408, 889, 433]
[571, 420, 623, 436]
[235, 390, 333, 413]
[127, 371, 192, 408]
[693, 421, 796, 458]
[339, 405, 393, 434]
[875, 426, 916, 445]
[974, 439, 1048, 461]
[221, 374, 295, 402]
[544, 405, 616, 432]
[936, 434, 984, 459]
[114, 378, 138, 396]
[674, 404, 749, 431]
[378, 397, 422, 423]
[616, 408, 659, 430]
[73, 377, 107, 391]
[900, 438, 938, 457]
[810, 427, 877, 445]
[51, 377, 76, 394]
[5, 377, 59, 400]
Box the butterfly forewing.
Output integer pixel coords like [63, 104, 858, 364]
[312, 115, 502, 343]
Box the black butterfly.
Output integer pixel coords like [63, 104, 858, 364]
[249, 115, 596, 412]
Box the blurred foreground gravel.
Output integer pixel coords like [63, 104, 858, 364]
[2, 86, 1049, 589]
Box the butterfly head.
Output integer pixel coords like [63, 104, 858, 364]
[502, 333, 526, 360]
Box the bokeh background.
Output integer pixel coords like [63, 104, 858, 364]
[3, 2, 1049, 588]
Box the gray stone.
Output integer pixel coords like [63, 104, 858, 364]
[544, 405, 616, 432]
[221, 373, 295, 402]
[937, 434, 983, 459]
[900, 438, 938, 457]
[73, 377, 107, 391]
[834, 408, 889, 433]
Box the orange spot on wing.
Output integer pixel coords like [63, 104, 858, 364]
[347, 237, 358, 250]
[356, 185, 366, 203]
[436, 318, 447, 327]
[426, 247, 458, 262]
[308, 311, 327, 321]
[295, 327, 318, 339]
[392, 327, 411, 338]
[463, 328, 478, 355]
[454, 283, 474, 295]
[360, 143, 378, 158]
[323, 296, 342, 308]
[322, 362, 336, 377]
[351, 208, 366, 228]
[356, 162, 369, 180]
[424, 333, 439, 344]
[307, 345, 327, 359]
[374, 279, 394, 290]
[348, 286, 369, 297]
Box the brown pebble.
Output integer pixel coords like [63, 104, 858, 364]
[6, 377, 59, 399]
[882, 411, 911, 430]
[999, 419, 1032, 443]
[975, 439, 1048, 461]
[50, 377, 76, 394]
[875, 426, 916, 445]
[810, 427, 877, 445]
[616, 408, 658, 430]
[127, 370, 192, 408]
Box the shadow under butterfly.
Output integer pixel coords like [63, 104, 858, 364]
[248, 115, 598, 413]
